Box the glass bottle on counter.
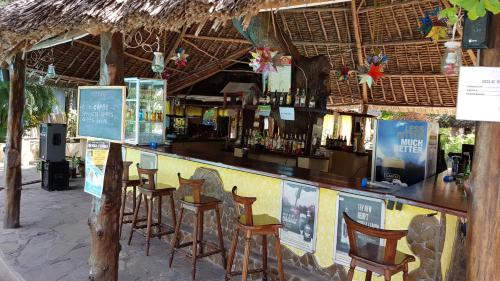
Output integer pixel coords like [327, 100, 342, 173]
[279, 91, 285, 106]
[286, 89, 292, 106]
[294, 89, 301, 107]
[309, 94, 316, 108]
[300, 89, 306, 107]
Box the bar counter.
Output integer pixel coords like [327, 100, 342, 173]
[126, 143, 467, 217]
[124, 142, 464, 281]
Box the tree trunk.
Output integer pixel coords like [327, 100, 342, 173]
[88, 32, 124, 281]
[466, 14, 500, 281]
[3, 53, 25, 229]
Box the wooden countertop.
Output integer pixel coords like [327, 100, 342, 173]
[126, 144, 467, 217]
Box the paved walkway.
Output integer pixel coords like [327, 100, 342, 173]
[0, 165, 226, 281]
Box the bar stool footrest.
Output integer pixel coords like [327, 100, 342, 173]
[228, 268, 265, 276]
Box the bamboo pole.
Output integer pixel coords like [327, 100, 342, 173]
[87, 32, 124, 281]
[350, 0, 368, 105]
[3, 52, 25, 229]
[467, 14, 500, 281]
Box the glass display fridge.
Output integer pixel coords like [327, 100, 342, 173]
[125, 78, 166, 145]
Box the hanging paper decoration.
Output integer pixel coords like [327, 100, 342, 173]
[170, 47, 189, 68]
[338, 65, 350, 81]
[161, 69, 171, 81]
[418, 7, 448, 43]
[248, 46, 277, 77]
[358, 52, 387, 89]
[365, 53, 388, 67]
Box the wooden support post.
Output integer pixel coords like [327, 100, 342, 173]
[466, 14, 500, 281]
[3, 53, 25, 229]
[88, 32, 124, 281]
[350, 0, 368, 105]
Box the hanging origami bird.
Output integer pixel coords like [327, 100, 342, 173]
[171, 47, 189, 68]
[418, 7, 448, 42]
[338, 65, 350, 81]
[249, 46, 277, 77]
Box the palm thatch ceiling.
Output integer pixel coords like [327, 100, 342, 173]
[0, 0, 473, 111]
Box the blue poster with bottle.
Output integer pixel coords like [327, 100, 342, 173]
[372, 120, 438, 187]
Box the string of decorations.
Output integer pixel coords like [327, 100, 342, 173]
[27, 48, 56, 85]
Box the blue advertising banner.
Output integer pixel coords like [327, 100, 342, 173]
[373, 120, 432, 187]
[84, 140, 110, 198]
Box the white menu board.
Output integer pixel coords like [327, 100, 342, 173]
[456, 67, 500, 122]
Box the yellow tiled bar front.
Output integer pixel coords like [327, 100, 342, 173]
[126, 147, 459, 281]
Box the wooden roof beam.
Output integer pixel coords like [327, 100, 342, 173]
[350, 0, 368, 104]
[74, 39, 188, 74]
[168, 48, 251, 94]
[183, 34, 251, 45]
[359, 0, 439, 13]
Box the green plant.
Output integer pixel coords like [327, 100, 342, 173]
[439, 128, 475, 156]
[0, 82, 56, 142]
[24, 83, 57, 131]
[0, 82, 8, 142]
[440, 0, 500, 22]
[66, 109, 78, 138]
[70, 154, 83, 168]
[35, 160, 43, 172]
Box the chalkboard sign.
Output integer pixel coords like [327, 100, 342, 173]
[77, 86, 126, 142]
[333, 192, 385, 267]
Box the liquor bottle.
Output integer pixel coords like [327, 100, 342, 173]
[300, 135, 305, 154]
[272, 91, 277, 106]
[279, 92, 284, 106]
[151, 111, 157, 122]
[300, 89, 306, 107]
[309, 94, 316, 108]
[343, 136, 348, 146]
[145, 111, 149, 121]
[286, 89, 292, 106]
[265, 91, 271, 105]
[294, 88, 301, 107]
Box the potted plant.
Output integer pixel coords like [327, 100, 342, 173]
[35, 159, 43, 174]
[76, 156, 85, 178]
[69, 155, 78, 178]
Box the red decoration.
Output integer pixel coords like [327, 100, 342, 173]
[367, 64, 384, 81]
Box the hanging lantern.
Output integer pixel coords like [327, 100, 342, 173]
[441, 41, 462, 76]
[37, 75, 46, 85]
[46, 64, 56, 79]
[152, 52, 165, 74]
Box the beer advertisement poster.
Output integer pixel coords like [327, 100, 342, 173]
[280, 180, 319, 253]
[372, 120, 433, 188]
[333, 193, 386, 267]
[84, 140, 110, 198]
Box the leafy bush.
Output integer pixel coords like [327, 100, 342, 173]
[0, 81, 56, 142]
[439, 128, 475, 156]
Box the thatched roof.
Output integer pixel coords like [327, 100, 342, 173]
[0, 0, 472, 111]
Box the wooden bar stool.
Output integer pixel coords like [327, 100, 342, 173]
[127, 164, 177, 256]
[119, 161, 141, 238]
[169, 173, 226, 280]
[226, 186, 284, 281]
[343, 212, 415, 281]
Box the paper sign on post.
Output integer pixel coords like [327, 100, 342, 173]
[456, 67, 500, 122]
[279, 107, 295, 121]
[257, 105, 271, 117]
[84, 140, 110, 198]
